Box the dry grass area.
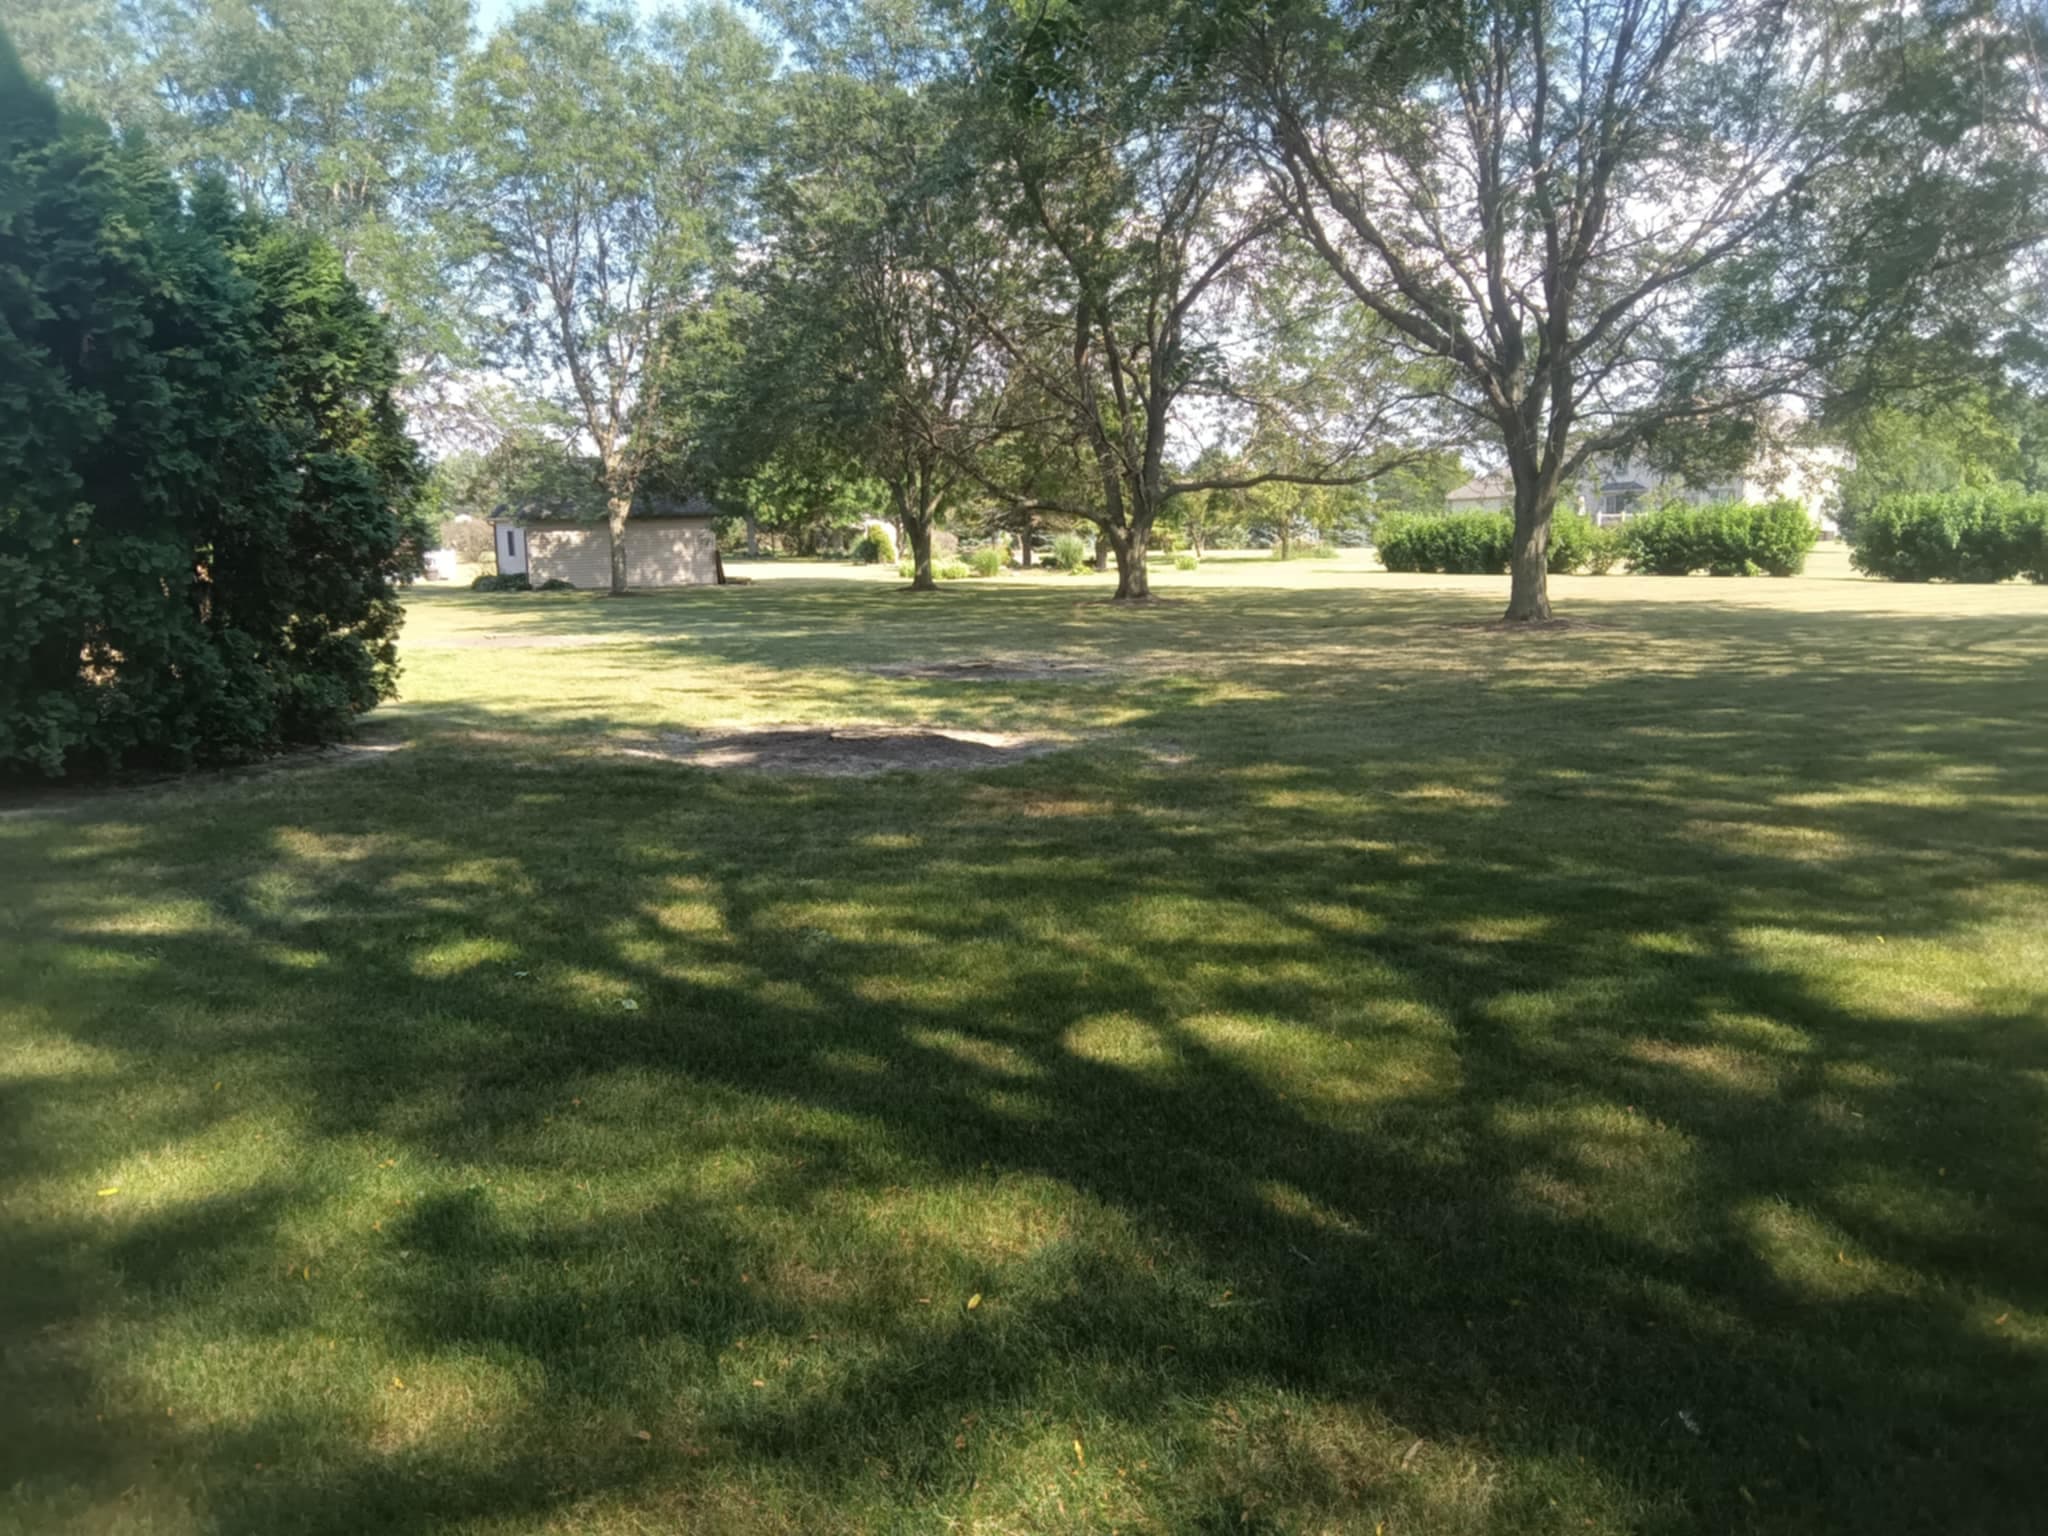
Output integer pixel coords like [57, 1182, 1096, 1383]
[4, 551, 2046, 1535]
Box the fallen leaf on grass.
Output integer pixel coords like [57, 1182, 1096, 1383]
[633, 1430, 652, 1442]
[96, 1187, 120, 1197]
[966, 1293, 982, 1310]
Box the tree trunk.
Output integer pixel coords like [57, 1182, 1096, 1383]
[1018, 514, 1034, 567]
[905, 517, 937, 591]
[1503, 472, 1554, 622]
[1111, 524, 1152, 600]
[1093, 536, 1110, 572]
[606, 492, 631, 595]
[1279, 517, 1291, 561]
[743, 511, 759, 557]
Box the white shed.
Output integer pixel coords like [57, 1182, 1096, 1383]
[490, 494, 722, 588]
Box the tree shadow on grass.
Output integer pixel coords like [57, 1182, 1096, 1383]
[3, 596, 2045, 1534]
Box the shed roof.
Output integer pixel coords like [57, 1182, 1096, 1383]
[492, 492, 717, 524]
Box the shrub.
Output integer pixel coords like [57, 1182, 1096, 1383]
[1374, 512, 1514, 574]
[1850, 489, 2048, 583]
[1174, 551, 1200, 571]
[1617, 499, 1816, 577]
[850, 525, 896, 565]
[1617, 504, 1701, 575]
[471, 572, 532, 592]
[896, 559, 915, 579]
[0, 73, 428, 778]
[1581, 523, 1623, 574]
[969, 546, 1003, 577]
[1305, 543, 1340, 559]
[537, 577, 576, 591]
[1051, 533, 1089, 573]
[935, 558, 972, 580]
[1544, 512, 1620, 574]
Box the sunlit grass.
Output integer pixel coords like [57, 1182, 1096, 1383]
[3, 553, 2046, 1533]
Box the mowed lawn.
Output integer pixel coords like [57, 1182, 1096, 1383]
[4, 551, 2046, 1535]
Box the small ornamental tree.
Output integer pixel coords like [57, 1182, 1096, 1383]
[0, 36, 427, 777]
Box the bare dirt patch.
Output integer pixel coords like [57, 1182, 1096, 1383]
[615, 725, 1062, 777]
[866, 657, 1106, 683]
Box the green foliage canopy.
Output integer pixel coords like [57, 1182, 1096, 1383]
[0, 44, 427, 777]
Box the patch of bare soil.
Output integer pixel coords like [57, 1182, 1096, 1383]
[615, 725, 1061, 777]
[867, 657, 1105, 682]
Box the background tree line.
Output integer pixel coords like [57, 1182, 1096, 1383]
[11, 0, 2048, 618]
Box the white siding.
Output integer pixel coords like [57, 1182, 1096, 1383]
[624, 522, 718, 586]
[513, 521, 719, 588]
[526, 526, 610, 588]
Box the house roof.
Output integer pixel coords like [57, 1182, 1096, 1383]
[492, 492, 717, 524]
[1445, 471, 1511, 503]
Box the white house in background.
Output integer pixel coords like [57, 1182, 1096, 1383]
[490, 493, 722, 588]
[1444, 440, 1849, 533]
[1445, 470, 1514, 513]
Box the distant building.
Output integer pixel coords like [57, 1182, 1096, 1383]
[490, 493, 721, 588]
[1444, 470, 1513, 513]
[1445, 442, 1847, 533]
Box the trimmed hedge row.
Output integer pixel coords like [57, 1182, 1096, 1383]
[1374, 511, 1512, 573]
[1377, 502, 1817, 577]
[1545, 513, 1622, 575]
[1849, 490, 2048, 583]
[1374, 511, 1618, 575]
[1614, 499, 1816, 577]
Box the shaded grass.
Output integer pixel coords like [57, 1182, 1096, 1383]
[3, 564, 2046, 1534]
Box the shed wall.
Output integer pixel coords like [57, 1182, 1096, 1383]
[526, 527, 610, 589]
[624, 522, 718, 587]
[518, 522, 718, 589]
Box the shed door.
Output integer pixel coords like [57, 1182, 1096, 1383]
[498, 525, 528, 575]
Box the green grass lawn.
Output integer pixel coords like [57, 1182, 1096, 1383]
[5, 554, 2046, 1534]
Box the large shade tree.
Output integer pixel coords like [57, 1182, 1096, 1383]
[12, 0, 474, 418]
[938, 0, 1425, 599]
[455, 0, 770, 593]
[738, 2, 984, 589]
[1229, 0, 2048, 619]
